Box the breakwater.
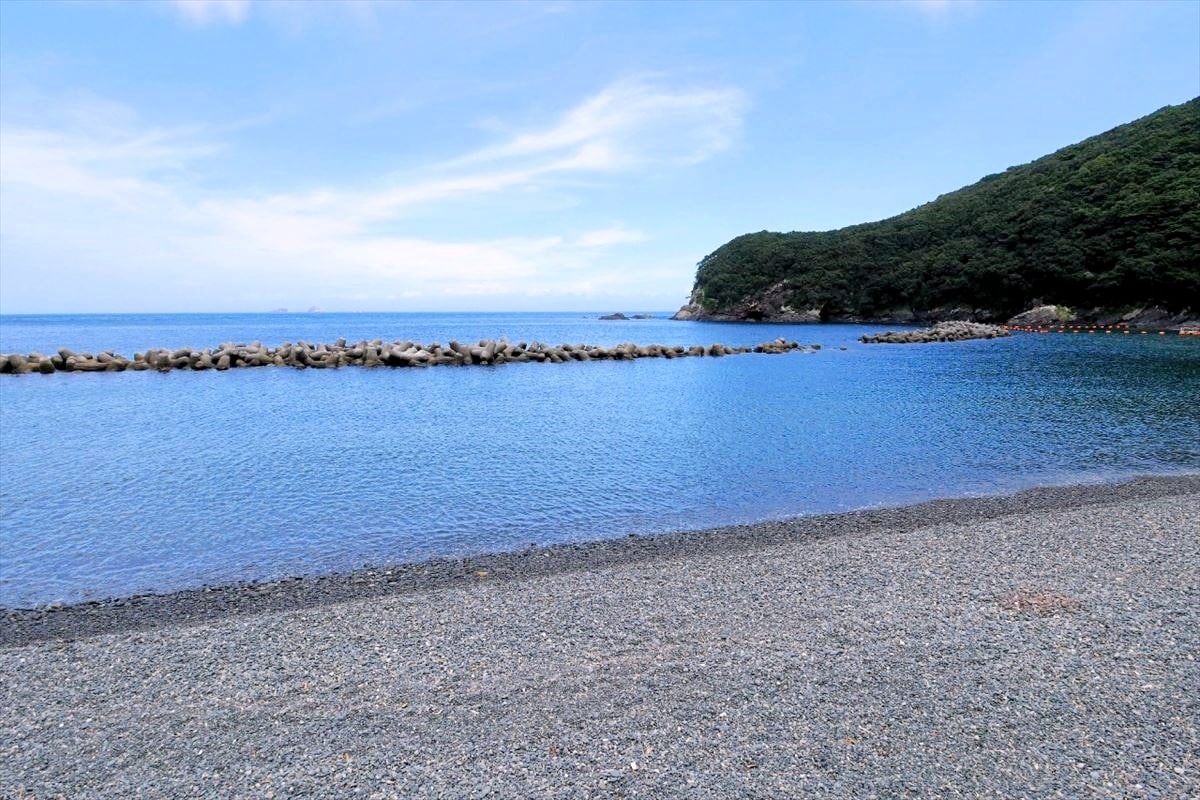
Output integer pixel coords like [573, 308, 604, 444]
[0, 337, 815, 375]
[860, 321, 1009, 344]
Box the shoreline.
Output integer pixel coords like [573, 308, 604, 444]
[4, 473, 1197, 796]
[4, 472, 1197, 648]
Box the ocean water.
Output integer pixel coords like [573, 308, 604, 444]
[1, 312, 1197, 608]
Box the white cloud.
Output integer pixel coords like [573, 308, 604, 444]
[0, 78, 744, 312]
[169, 0, 250, 26]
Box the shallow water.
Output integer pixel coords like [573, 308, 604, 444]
[1, 312, 1197, 607]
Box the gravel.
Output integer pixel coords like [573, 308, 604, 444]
[2, 475, 1198, 798]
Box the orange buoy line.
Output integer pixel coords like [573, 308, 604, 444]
[1000, 323, 1192, 336]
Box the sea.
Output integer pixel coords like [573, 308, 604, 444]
[1, 311, 1197, 608]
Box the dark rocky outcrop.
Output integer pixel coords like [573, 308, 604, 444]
[598, 313, 628, 320]
[672, 283, 822, 323]
[1003, 305, 1199, 329]
[860, 322, 1010, 344]
[1085, 306, 1197, 329]
[1007, 305, 1075, 326]
[0, 338, 818, 376]
[671, 285, 996, 325]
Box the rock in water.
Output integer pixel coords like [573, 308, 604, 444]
[0, 337, 829, 376]
[860, 322, 1009, 344]
[1008, 305, 1074, 326]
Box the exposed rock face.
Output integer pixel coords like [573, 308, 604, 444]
[672, 286, 1004, 324]
[671, 303, 704, 321]
[671, 284, 823, 322]
[598, 313, 628, 320]
[676, 294, 1200, 329]
[1108, 306, 1199, 329]
[1004, 304, 1198, 329]
[860, 322, 1010, 344]
[0, 338, 818, 376]
[1008, 305, 1075, 325]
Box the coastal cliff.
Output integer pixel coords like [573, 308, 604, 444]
[675, 98, 1199, 325]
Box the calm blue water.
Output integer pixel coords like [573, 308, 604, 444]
[1, 312, 1198, 608]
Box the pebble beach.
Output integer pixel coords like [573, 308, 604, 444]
[2, 475, 1198, 798]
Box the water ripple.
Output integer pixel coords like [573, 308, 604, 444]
[1, 313, 1198, 606]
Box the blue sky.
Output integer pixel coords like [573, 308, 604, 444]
[1, 0, 1197, 314]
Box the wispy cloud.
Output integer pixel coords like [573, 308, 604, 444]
[0, 127, 217, 200]
[169, 0, 250, 27]
[1, 78, 744, 311]
[451, 77, 748, 170]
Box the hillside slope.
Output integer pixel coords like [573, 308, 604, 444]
[678, 99, 1199, 323]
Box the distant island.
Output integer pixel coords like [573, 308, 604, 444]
[674, 98, 1199, 325]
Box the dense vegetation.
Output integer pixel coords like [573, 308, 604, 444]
[691, 98, 1199, 318]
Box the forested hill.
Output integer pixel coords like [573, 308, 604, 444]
[679, 98, 1199, 322]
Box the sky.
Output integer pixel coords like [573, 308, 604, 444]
[1, 0, 1197, 314]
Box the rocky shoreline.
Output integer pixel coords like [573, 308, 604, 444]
[672, 290, 1198, 330]
[0, 337, 816, 375]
